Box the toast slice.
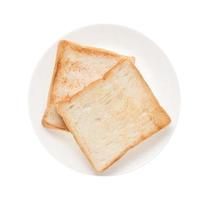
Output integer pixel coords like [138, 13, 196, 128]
[42, 40, 135, 130]
[57, 58, 171, 172]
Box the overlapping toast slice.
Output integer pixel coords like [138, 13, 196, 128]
[42, 40, 134, 130]
[57, 58, 171, 172]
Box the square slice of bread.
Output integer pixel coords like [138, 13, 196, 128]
[42, 40, 135, 130]
[57, 58, 171, 172]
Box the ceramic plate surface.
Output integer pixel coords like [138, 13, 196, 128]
[29, 24, 180, 175]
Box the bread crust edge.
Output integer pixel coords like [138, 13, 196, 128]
[42, 40, 135, 131]
[57, 58, 171, 172]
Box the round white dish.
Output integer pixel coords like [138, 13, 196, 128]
[28, 24, 180, 176]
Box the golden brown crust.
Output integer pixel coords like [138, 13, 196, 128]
[57, 57, 128, 105]
[42, 40, 135, 131]
[99, 123, 169, 172]
[59, 40, 122, 58]
[58, 102, 170, 172]
[129, 60, 171, 127]
[42, 41, 68, 130]
[41, 117, 67, 131]
[59, 57, 170, 125]
[57, 58, 171, 172]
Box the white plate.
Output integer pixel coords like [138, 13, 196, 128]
[28, 24, 180, 176]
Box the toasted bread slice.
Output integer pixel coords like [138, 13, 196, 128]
[57, 58, 171, 172]
[42, 40, 135, 130]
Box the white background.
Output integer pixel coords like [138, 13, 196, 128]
[0, 0, 207, 199]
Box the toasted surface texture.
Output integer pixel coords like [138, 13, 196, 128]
[57, 58, 171, 172]
[42, 40, 134, 130]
